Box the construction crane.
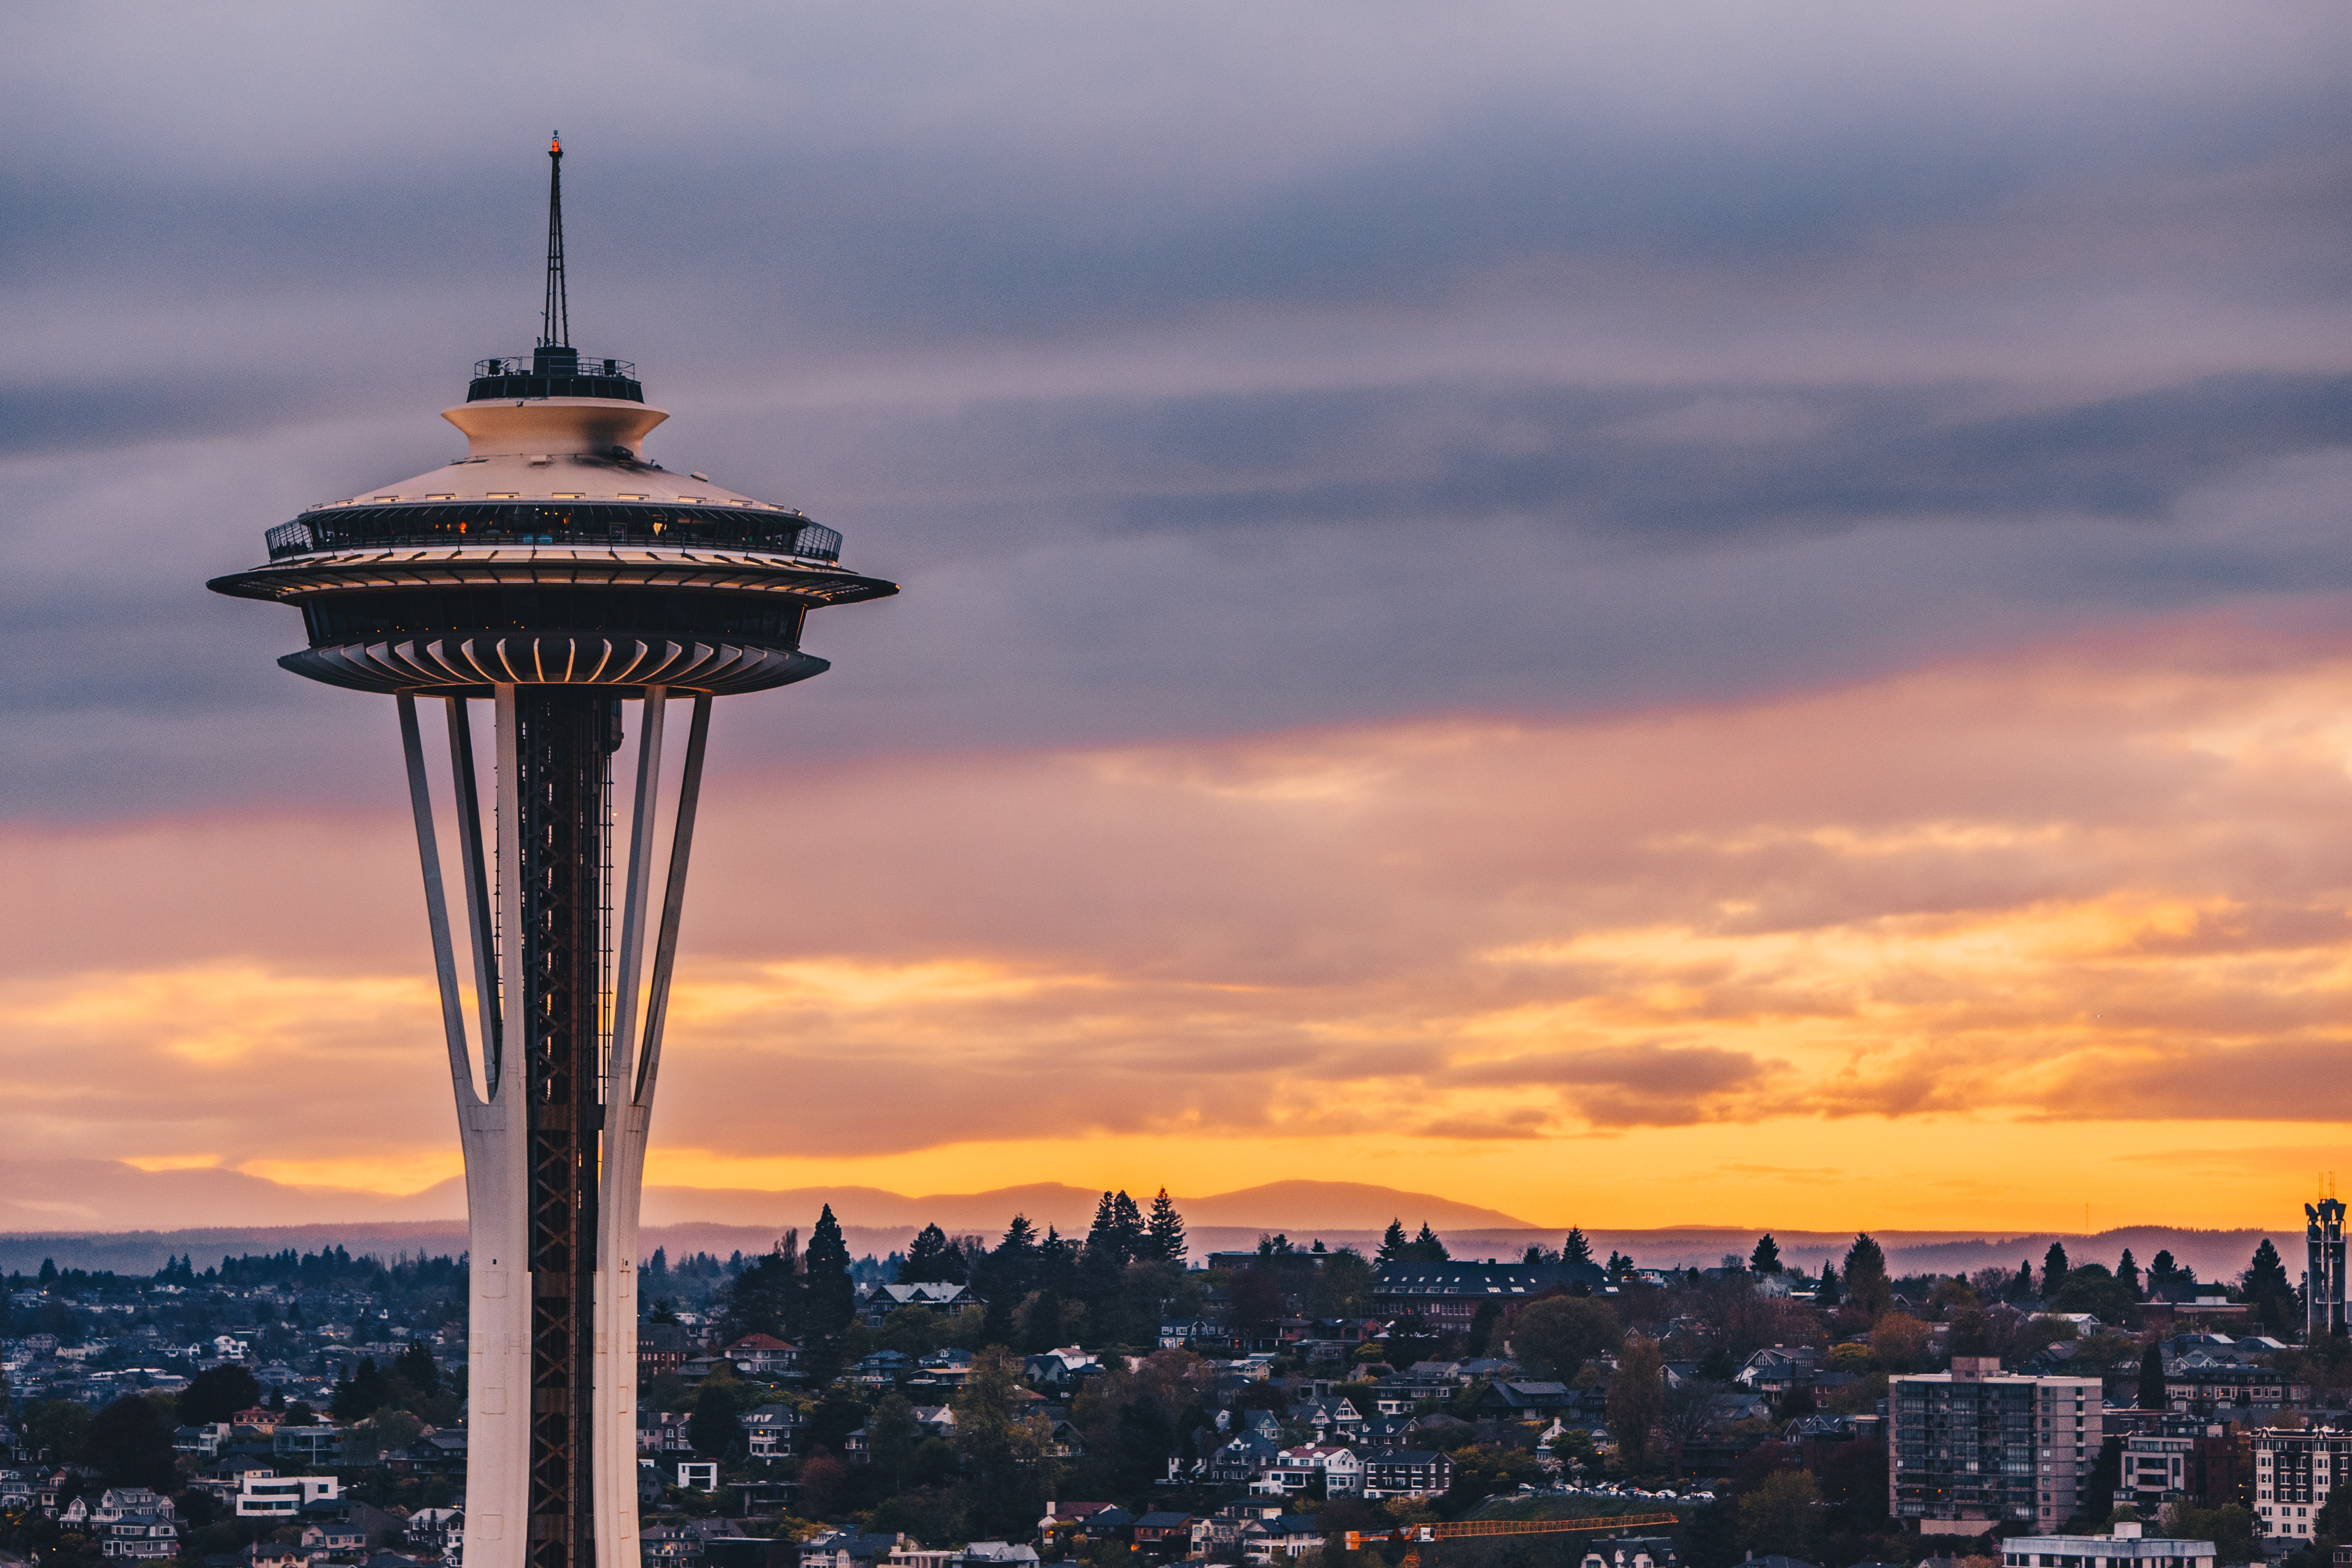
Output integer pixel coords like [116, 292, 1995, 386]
[1344, 1511, 1682, 1568]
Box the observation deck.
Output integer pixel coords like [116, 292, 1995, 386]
[208, 355, 897, 697]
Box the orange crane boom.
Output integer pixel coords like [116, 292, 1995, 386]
[1345, 1510, 1681, 1568]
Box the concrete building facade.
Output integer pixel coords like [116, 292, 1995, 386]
[1891, 1359, 2103, 1534]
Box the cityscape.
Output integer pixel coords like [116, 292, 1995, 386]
[6, 12, 2350, 1568]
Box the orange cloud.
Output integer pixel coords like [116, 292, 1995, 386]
[5, 611, 2351, 1231]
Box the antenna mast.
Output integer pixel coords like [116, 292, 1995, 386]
[540, 133, 569, 349]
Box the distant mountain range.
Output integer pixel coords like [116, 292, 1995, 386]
[0, 1159, 2296, 1285]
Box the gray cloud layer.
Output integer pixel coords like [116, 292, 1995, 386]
[3, 3, 2349, 819]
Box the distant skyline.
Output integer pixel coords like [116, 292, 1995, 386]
[5, 5, 2349, 1234]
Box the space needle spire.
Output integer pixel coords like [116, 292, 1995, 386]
[208, 142, 896, 1568]
[541, 132, 568, 350]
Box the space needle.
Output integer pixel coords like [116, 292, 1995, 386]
[208, 138, 896, 1568]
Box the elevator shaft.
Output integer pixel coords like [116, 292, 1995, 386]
[515, 690, 611, 1568]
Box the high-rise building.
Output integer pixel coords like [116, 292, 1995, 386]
[1890, 1359, 2103, 1533]
[2252, 1428, 2352, 1544]
[2306, 1182, 2344, 1341]
[207, 139, 896, 1568]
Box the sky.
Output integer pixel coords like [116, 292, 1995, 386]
[4, 2, 2351, 1237]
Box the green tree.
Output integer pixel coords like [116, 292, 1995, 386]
[1606, 1334, 1666, 1473]
[1843, 1234, 1893, 1320]
[2246, 1239, 2295, 1333]
[331, 1357, 395, 1421]
[1562, 1228, 1594, 1267]
[393, 1340, 441, 1396]
[32, 1398, 90, 1465]
[1376, 1220, 1411, 1264]
[179, 1364, 261, 1426]
[721, 1232, 804, 1343]
[804, 1205, 856, 1342]
[1814, 1262, 1841, 1307]
[867, 1392, 923, 1489]
[1142, 1189, 1188, 1263]
[2043, 1241, 2071, 1300]
[2050, 1263, 2137, 1325]
[952, 1346, 1056, 1534]
[903, 1224, 968, 1285]
[1750, 1234, 1782, 1275]
[1308, 1248, 1373, 1318]
[2117, 1249, 2142, 1296]
[1411, 1223, 1450, 1262]
[1511, 1296, 1622, 1381]
[689, 1376, 741, 1458]
[1738, 1469, 1821, 1559]
[2139, 1343, 2167, 1410]
[86, 1395, 175, 1488]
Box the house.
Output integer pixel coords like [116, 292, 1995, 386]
[99, 1515, 181, 1561]
[301, 1523, 368, 1554]
[1038, 1503, 1128, 1548]
[951, 1548, 1039, 1568]
[639, 1412, 695, 1456]
[849, 1350, 914, 1388]
[857, 1282, 970, 1326]
[910, 1349, 974, 1389]
[1579, 1536, 1681, 1568]
[1475, 1381, 1576, 1418]
[1292, 1398, 1363, 1440]
[1257, 1444, 1361, 1497]
[1130, 1515, 1195, 1556]
[677, 1462, 719, 1490]
[1157, 1320, 1218, 1350]
[744, 1405, 803, 1461]
[1022, 1348, 1101, 1392]
[174, 1424, 231, 1459]
[236, 1476, 341, 1518]
[720, 1335, 802, 1380]
[638, 1323, 696, 1380]
[1735, 1346, 1822, 1394]
[1240, 1516, 1326, 1564]
[1362, 1449, 1454, 1499]
[404, 1510, 463, 1556]
[1372, 1260, 1608, 1334]
[95, 1490, 175, 1524]
[273, 1425, 343, 1466]
[1210, 1434, 1283, 1485]
[799, 1534, 913, 1568]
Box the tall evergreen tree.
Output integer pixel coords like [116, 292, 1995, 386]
[2042, 1241, 2070, 1300]
[1411, 1222, 1450, 1262]
[2117, 1248, 2142, 1296]
[2015, 1259, 2035, 1299]
[1086, 1192, 1122, 1258]
[1815, 1262, 1840, 1306]
[1842, 1234, 1891, 1319]
[1750, 1234, 1783, 1274]
[2138, 1342, 2167, 1410]
[804, 1205, 856, 1340]
[1376, 1219, 1411, 1264]
[903, 1223, 967, 1285]
[1143, 1188, 1188, 1262]
[720, 1231, 804, 1343]
[1562, 1227, 1594, 1266]
[2149, 1250, 2180, 1293]
[2246, 1239, 2294, 1332]
[1111, 1190, 1145, 1257]
[393, 1340, 440, 1395]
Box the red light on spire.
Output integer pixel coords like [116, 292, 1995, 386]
[551, 132, 562, 155]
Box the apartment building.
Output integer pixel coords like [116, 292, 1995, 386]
[2251, 1428, 2352, 1543]
[1891, 1358, 2103, 1534]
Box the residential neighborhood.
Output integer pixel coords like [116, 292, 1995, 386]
[0, 1198, 2338, 1568]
